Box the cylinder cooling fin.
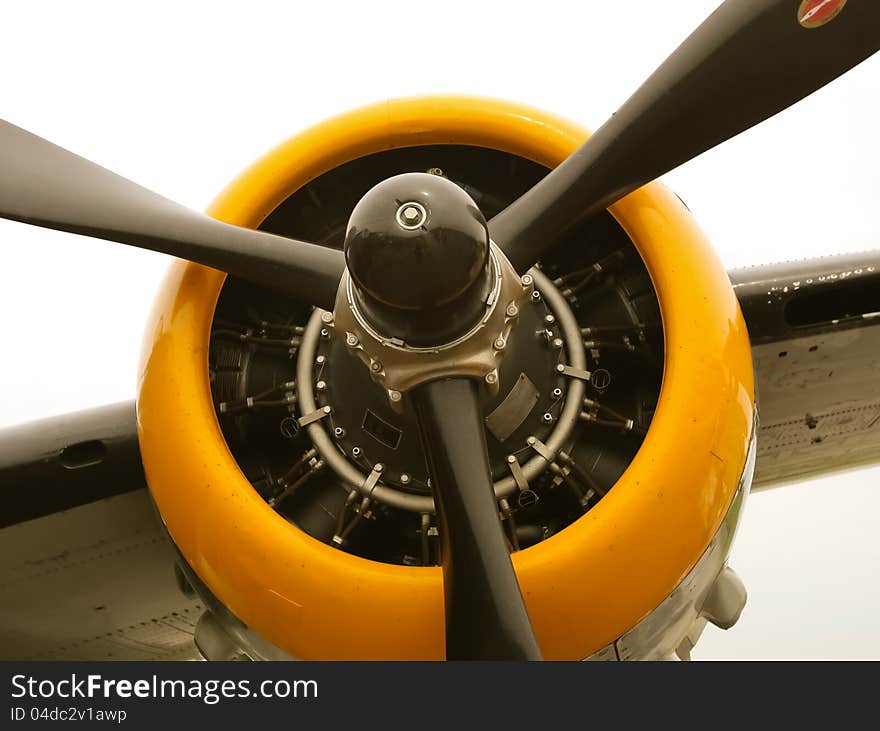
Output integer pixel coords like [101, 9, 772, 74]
[137, 96, 755, 660]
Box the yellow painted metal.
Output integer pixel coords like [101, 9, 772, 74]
[137, 95, 754, 660]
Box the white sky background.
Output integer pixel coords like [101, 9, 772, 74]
[0, 0, 877, 658]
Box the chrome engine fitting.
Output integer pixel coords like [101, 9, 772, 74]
[296, 265, 586, 514]
[331, 245, 531, 398]
[208, 145, 663, 566]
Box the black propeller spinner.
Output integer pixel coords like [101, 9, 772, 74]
[344, 172, 494, 347]
[0, 0, 876, 660]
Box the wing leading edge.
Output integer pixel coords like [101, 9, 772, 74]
[0, 400, 147, 528]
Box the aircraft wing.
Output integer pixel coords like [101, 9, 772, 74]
[733, 250, 880, 489]
[0, 403, 200, 660]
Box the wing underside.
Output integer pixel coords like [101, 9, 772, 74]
[732, 250, 880, 488]
[0, 402, 200, 660]
[0, 489, 200, 660]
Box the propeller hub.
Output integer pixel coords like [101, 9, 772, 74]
[344, 173, 492, 345]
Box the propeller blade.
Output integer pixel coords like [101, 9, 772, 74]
[0, 120, 345, 308]
[491, 0, 880, 272]
[411, 377, 542, 660]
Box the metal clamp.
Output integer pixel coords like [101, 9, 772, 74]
[526, 435, 556, 463]
[297, 405, 332, 428]
[556, 363, 592, 381]
[361, 462, 384, 497]
[506, 455, 529, 492]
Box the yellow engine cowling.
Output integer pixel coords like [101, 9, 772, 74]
[137, 96, 755, 660]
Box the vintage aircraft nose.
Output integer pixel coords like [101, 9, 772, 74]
[343, 172, 493, 345]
